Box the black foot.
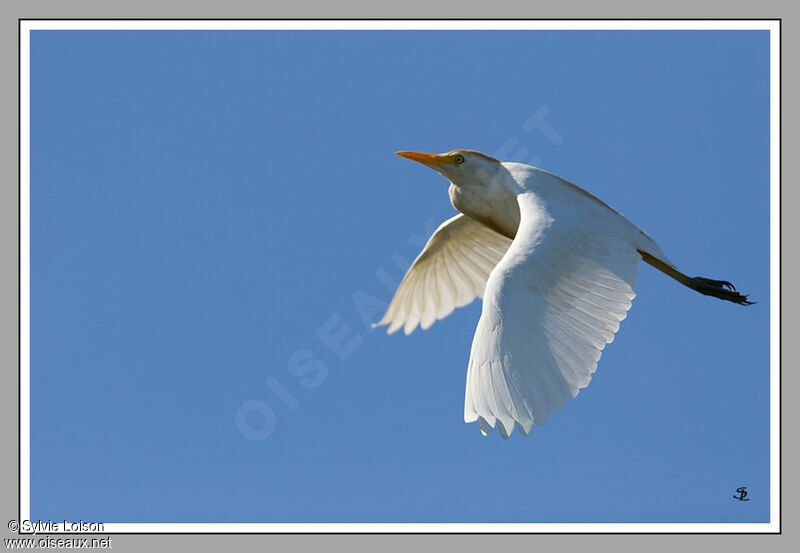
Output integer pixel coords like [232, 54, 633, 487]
[687, 277, 754, 306]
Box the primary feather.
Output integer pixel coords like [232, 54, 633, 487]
[377, 213, 512, 335]
[465, 191, 640, 437]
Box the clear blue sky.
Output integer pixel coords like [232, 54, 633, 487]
[29, 29, 770, 524]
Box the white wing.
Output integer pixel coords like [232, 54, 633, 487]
[465, 192, 642, 438]
[377, 214, 513, 335]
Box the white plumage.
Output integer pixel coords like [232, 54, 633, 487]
[378, 214, 512, 335]
[378, 149, 751, 437]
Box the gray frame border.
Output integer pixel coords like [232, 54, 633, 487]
[2, 3, 791, 552]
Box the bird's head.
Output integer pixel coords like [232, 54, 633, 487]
[395, 149, 503, 185]
[396, 149, 519, 239]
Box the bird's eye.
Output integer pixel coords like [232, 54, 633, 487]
[453, 154, 465, 165]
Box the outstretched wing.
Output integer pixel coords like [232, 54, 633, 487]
[465, 193, 642, 438]
[377, 214, 513, 335]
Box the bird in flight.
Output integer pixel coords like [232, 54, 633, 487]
[377, 149, 752, 438]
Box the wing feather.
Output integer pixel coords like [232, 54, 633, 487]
[465, 193, 642, 437]
[377, 214, 513, 335]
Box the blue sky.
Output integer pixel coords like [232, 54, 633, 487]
[29, 29, 770, 523]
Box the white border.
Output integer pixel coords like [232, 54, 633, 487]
[18, 20, 779, 31]
[20, 17, 31, 531]
[19, 19, 780, 534]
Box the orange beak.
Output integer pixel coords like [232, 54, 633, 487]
[395, 151, 448, 167]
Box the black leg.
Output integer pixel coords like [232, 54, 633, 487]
[687, 277, 755, 305]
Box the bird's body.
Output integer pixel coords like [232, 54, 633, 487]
[379, 150, 751, 438]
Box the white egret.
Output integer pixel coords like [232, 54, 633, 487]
[378, 149, 752, 438]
